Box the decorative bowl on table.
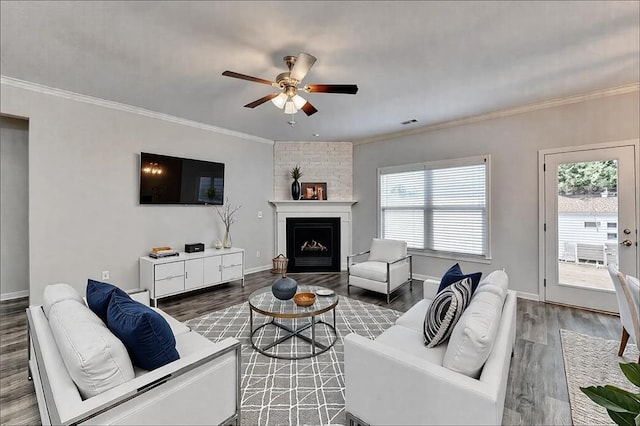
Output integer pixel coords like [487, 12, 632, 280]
[293, 292, 316, 307]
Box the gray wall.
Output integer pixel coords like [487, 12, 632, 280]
[0, 116, 29, 300]
[1, 83, 274, 304]
[353, 92, 640, 297]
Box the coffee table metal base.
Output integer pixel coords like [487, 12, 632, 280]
[249, 312, 337, 360]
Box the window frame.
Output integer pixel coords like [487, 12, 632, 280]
[377, 155, 492, 263]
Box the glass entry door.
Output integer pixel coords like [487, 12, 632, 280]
[543, 144, 638, 312]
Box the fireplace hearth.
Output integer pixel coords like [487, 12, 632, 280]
[286, 217, 341, 273]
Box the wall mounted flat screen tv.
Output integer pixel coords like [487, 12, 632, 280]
[139, 152, 224, 205]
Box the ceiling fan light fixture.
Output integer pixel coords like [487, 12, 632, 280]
[292, 94, 307, 110]
[284, 100, 297, 115]
[271, 93, 288, 109]
[222, 51, 358, 122]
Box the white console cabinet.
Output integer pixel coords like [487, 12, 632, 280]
[139, 248, 244, 306]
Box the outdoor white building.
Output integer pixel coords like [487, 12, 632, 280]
[557, 196, 618, 266]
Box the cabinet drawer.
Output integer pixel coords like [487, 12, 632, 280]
[155, 275, 184, 297]
[222, 253, 243, 281]
[222, 264, 242, 281]
[154, 262, 184, 281]
[222, 252, 243, 268]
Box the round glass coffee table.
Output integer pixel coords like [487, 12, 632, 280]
[248, 285, 339, 360]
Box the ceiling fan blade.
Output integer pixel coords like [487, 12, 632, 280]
[289, 53, 317, 82]
[301, 101, 318, 116]
[305, 84, 359, 94]
[244, 93, 279, 108]
[222, 71, 276, 86]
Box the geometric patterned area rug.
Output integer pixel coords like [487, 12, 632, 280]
[185, 296, 401, 426]
[560, 329, 639, 426]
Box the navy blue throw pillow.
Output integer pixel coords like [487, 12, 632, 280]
[86, 279, 130, 323]
[107, 292, 179, 370]
[437, 263, 482, 293]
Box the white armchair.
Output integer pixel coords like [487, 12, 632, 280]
[347, 238, 412, 304]
[607, 264, 640, 363]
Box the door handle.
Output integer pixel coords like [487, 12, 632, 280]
[619, 239, 633, 247]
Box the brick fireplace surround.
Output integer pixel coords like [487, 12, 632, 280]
[272, 141, 355, 271]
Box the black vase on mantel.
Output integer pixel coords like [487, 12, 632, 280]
[291, 179, 301, 200]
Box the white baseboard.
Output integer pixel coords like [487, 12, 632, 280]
[245, 264, 273, 275]
[516, 291, 540, 301]
[241, 269, 542, 302]
[414, 274, 541, 301]
[1, 290, 29, 301]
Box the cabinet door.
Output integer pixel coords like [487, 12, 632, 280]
[221, 252, 243, 282]
[184, 258, 204, 290]
[203, 256, 222, 286]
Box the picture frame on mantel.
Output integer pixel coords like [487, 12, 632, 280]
[301, 182, 327, 200]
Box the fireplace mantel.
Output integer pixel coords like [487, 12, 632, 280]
[269, 200, 357, 271]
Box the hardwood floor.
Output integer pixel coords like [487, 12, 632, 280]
[0, 270, 621, 425]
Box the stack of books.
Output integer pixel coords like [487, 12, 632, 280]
[149, 246, 179, 259]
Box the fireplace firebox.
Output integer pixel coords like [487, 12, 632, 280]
[286, 217, 341, 273]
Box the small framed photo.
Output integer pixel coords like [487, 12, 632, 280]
[301, 182, 327, 200]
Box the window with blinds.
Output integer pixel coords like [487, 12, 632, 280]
[379, 156, 490, 258]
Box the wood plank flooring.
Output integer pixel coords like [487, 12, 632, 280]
[0, 270, 621, 425]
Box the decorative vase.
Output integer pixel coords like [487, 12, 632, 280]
[271, 275, 298, 300]
[223, 228, 232, 248]
[291, 179, 301, 200]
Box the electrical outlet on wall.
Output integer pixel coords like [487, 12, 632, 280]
[102, 270, 110, 280]
[256, 250, 261, 258]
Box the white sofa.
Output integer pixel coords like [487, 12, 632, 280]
[344, 270, 517, 425]
[27, 286, 241, 425]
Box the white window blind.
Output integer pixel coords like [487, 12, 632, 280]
[379, 156, 489, 257]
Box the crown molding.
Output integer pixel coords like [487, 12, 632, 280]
[0, 75, 274, 145]
[353, 83, 640, 145]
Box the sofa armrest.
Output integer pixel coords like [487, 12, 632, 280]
[344, 333, 502, 425]
[423, 278, 440, 300]
[73, 337, 241, 425]
[80, 337, 241, 425]
[347, 250, 370, 262]
[388, 254, 411, 265]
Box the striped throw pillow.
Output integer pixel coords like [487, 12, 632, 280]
[424, 277, 474, 348]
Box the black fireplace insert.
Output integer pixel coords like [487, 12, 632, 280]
[286, 217, 341, 273]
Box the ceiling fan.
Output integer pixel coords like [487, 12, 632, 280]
[222, 52, 358, 117]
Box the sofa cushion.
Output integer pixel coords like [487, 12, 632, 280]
[443, 290, 504, 378]
[43, 283, 85, 318]
[86, 279, 130, 323]
[474, 270, 509, 301]
[368, 238, 407, 263]
[395, 299, 432, 333]
[107, 292, 179, 370]
[424, 277, 473, 348]
[150, 307, 191, 336]
[48, 299, 135, 399]
[377, 325, 447, 365]
[349, 260, 408, 283]
[438, 263, 482, 293]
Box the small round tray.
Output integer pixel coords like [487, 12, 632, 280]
[315, 289, 335, 297]
[293, 292, 316, 307]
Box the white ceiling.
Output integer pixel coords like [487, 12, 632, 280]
[1, 1, 638, 143]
